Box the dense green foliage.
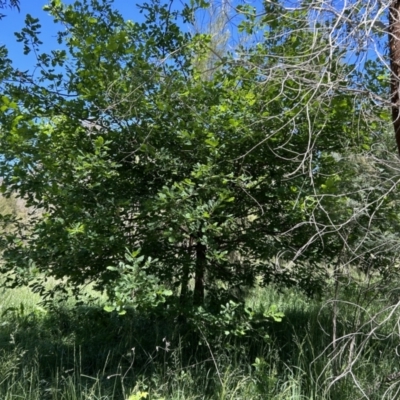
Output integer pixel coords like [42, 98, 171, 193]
[0, 0, 393, 313]
[1, 0, 400, 396]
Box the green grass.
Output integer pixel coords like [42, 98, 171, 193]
[1, 279, 400, 399]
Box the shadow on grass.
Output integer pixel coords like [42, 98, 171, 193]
[1, 286, 400, 399]
[0, 305, 180, 398]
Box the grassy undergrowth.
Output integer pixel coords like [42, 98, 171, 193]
[1, 279, 400, 399]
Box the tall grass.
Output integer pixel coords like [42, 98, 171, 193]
[1, 279, 400, 399]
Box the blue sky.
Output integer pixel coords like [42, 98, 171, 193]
[0, 0, 383, 79]
[0, 0, 153, 71]
[0, 0, 244, 81]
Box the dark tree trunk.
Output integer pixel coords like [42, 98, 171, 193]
[193, 240, 206, 306]
[389, 1, 400, 155]
[180, 262, 190, 303]
[180, 238, 193, 305]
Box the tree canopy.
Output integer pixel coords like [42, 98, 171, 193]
[0, 0, 399, 329]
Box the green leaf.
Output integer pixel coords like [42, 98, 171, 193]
[95, 136, 104, 148]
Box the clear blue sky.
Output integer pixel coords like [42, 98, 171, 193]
[0, 0, 155, 71]
[0, 0, 241, 77]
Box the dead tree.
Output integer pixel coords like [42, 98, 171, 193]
[389, 1, 400, 155]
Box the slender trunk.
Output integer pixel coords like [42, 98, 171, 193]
[193, 240, 206, 306]
[332, 260, 340, 379]
[389, 1, 400, 155]
[180, 263, 190, 303]
[180, 237, 193, 304]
